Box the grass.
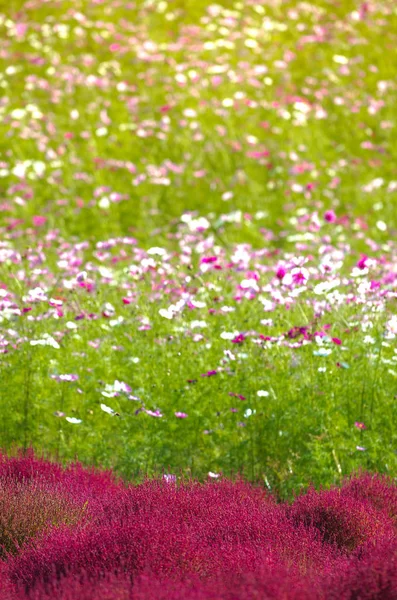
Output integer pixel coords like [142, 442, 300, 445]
[0, 0, 396, 497]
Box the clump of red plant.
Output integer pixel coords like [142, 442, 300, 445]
[289, 476, 395, 552]
[0, 452, 395, 599]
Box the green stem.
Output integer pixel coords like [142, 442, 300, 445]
[23, 362, 31, 451]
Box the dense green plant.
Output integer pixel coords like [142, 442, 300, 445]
[0, 0, 396, 495]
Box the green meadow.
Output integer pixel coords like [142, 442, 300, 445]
[0, 0, 396, 496]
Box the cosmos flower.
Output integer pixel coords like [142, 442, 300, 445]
[354, 422, 367, 430]
[30, 335, 60, 349]
[101, 403, 117, 416]
[201, 370, 217, 377]
[51, 374, 79, 382]
[145, 409, 163, 418]
[324, 210, 337, 223]
[175, 412, 188, 418]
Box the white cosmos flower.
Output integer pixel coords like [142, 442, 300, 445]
[190, 320, 207, 329]
[240, 279, 259, 291]
[11, 108, 27, 119]
[114, 380, 131, 393]
[313, 348, 332, 357]
[30, 335, 60, 349]
[351, 267, 368, 277]
[244, 408, 256, 418]
[376, 220, 387, 231]
[386, 316, 397, 335]
[189, 300, 206, 309]
[187, 217, 210, 232]
[100, 403, 116, 416]
[220, 331, 239, 340]
[220, 306, 235, 313]
[109, 316, 124, 327]
[313, 279, 340, 295]
[147, 247, 166, 256]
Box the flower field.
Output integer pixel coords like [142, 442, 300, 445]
[0, 451, 396, 599]
[0, 0, 396, 495]
[0, 0, 397, 595]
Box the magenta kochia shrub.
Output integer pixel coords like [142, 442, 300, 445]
[13, 566, 320, 600]
[0, 450, 124, 560]
[341, 473, 397, 524]
[0, 449, 123, 514]
[9, 480, 335, 591]
[289, 479, 395, 552]
[0, 454, 396, 599]
[0, 479, 83, 559]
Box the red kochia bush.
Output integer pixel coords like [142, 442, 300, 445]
[0, 450, 124, 560]
[341, 473, 397, 523]
[8, 479, 337, 592]
[12, 566, 321, 600]
[0, 453, 395, 599]
[0, 449, 123, 513]
[323, 538, 397, 600]
[0, 479, 83, 559]
[289, 480, 395, 552]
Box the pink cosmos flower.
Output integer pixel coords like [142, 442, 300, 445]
[51, 374, 78, 382]
[231, 333, 246, 345]
[15, 22, 28, 38]
[357, 255, 369, 270]
[281, 268, 309, 286]
[229, 393, 246, 401]
[324, 210, 337, 223]
[32, 215, 47, 227]
[354, 422, 367, 430]
[175, 412, 188, 419]
[200, 256, 217, 264]
[145, 409, 163, 418]
[247, 150, 269, 159]
[49, 298, 63, 307]
[201, 370, 217, 377]
[291, 268, 309, 285]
